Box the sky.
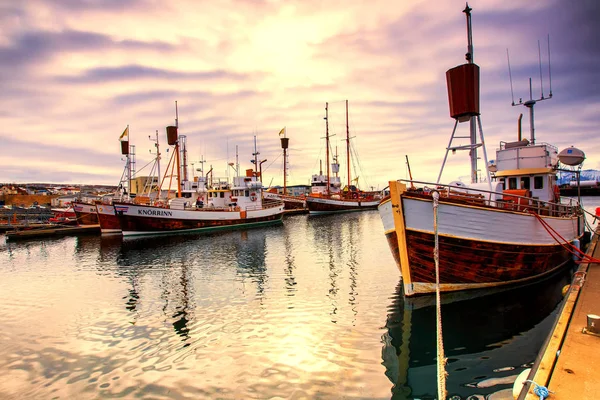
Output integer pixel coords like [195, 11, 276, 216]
[1, 0, 599, 190]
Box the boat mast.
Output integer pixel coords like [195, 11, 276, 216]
[325, 102, 330, 195]
[346, 100, 351, 188]
[253, 135, 259, 176]
[126, 124, 132, 196]
[175, 101, 182, 197]
[464, 4, 478, 184]
[280, 131, 289, 195]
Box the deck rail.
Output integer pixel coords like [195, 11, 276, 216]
[398, 179, 581, 218]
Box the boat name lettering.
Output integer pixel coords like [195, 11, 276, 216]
[138, 209, 173, 217]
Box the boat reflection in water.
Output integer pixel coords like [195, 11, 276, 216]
[382, 268, 571, 399]
[88, 226, 274, 343]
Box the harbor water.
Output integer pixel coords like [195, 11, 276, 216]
[1, 198, 599, 399]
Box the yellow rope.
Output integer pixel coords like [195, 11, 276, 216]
[432, 191, 447, 399]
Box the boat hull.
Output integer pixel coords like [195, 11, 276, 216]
[73, 202, 99, 225]
[379, 182, 585, 296]
[306, 196, 379, 215]
[114, 202, 285, 237]
[95, 204, 121, 235]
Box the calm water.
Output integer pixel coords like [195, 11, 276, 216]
[0, 198, 598, 400]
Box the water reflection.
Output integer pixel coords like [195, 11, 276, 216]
[307, 212, 363, 324]
[382, 269, 571, 399]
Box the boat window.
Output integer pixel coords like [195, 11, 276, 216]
[534, 176, 544, 189]
[220, 192, 224, 198]
[245, 190, 249, 197]
[520, 177, 530, 190]
[508, 177, 517, 190]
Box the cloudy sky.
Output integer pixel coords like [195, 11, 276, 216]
[1, 0, 598, 189]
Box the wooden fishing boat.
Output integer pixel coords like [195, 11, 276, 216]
[115, 125, 284, 237]
[378, 5, 586, 297]
[306, 100, 381, 215]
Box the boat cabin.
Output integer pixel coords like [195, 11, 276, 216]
[311, 173, 341, 195]
[491, 140, 559, 203]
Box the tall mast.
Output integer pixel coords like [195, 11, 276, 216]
[253, 136, 259, 175]
[346, 100, 351, 188]
[464, 4, 478, 183]
[325, 102, 330, 195]
[174, 101, 181, 197]
[280, 131, 289, 195]
[126, 124, 131, 195]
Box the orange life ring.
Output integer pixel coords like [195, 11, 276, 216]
[250, 192, 257, 201]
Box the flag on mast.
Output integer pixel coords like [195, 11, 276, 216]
[119, 126, 129, 141]
[278, 127, 286, 136]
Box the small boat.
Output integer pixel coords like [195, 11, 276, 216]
[305, 100, 381, 215]
[114, 125, 285, 237]
[378, 5, 587, 297]
[49, 205, 77, 225]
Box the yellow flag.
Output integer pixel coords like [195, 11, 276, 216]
[119, 126, 129, 141]
[278, 127, 285, 136]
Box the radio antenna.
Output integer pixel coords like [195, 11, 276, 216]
[538, 40, 544, 99]
[508, 35, 554, 145]
[507, 48, 515, 105]
[547, 34, 553, 98]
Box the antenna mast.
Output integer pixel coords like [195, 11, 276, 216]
[510, 35, 553, 145]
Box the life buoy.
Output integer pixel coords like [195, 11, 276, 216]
[352, 192, 358, 199]
[250, 192, 257, 202]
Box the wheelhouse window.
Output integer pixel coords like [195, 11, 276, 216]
[520, 177, 530, 190]
[534, 176, 544, 189]
[508, 177, 517, 190]
[220, 192, 224, 198]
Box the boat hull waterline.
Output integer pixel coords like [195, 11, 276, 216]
[114, 202, 285, 237]
[379, 182, 585, 296]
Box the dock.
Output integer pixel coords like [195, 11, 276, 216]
[0, 223, 55, 233]
[4, 224, 101, 241]
[518, 228, 600, 399]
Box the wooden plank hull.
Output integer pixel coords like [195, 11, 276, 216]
[114, 202, 284, 237]
[379, 184, 585, 296]
[306, 196, 379, 215]
[72, 202, 99, 225]
[95, 204, 121, 235]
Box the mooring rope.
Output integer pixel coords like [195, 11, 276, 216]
[524, 379, 553, 399]
[529, 211, 600, 264]
[432, 190, 447, 399]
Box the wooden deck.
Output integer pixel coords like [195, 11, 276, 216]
[519, 228, 600, 399]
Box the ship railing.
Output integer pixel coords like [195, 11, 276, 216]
[259, 198, 285, 209]
[398, 179, 581, 218]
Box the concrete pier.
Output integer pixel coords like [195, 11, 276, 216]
[519, 229, 600, 399]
